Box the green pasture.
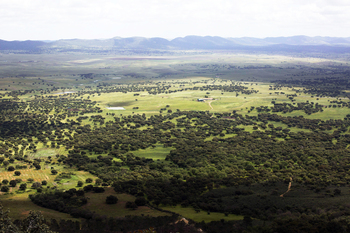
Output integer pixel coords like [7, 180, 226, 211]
[89, 90, 212, 116]
[27, 148, 59, 159]
[72, 80, 350, 141]
[162, 205, 243, 223]
[83, 81, 348, 122]
[0, 195, 76, 221]
[133, 144, 172, 161]
[80, 188, 169, 218]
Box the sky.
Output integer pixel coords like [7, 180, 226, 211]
[0, 0, 349, 41]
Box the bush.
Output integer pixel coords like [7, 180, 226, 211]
[135, 197, 147, 206]
[95, 179, 102, 186]
[9, 180, 17, 187]
[41, 180, 47, 186]
[51, 170, 58, 175]
[14, 171, 21, 176]
[1, 186, 9, 192]
[86, 178, 93, 183]
[7, 166, 15, 171]
[125, 201, 138, 209]
[27, 178, 34, 183]
[19, 183, 27, 191]
[77, 181, 83, 187]
[92, 187, 105, 193]
[83, 185, 93, 192]
[2, 179, 9, 185]
[31, 182, 42, 189]
[106, 195, 118, 204]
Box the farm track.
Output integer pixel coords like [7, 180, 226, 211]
[207, 100, 215, 110]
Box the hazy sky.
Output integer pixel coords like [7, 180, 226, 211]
[1, 0, 349, 41]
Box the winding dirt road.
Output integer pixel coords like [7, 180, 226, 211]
[207, 100, 214, 110]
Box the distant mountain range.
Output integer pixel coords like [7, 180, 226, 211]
[1, 35, 350, 53]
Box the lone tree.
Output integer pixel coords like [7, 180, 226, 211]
[14, 171, 21, 176]
[95, 179, 102, 186]
[51, 170, 58, 175]
[31, 182, 42, 189]
[1, 186, 9, 192]
[135, 197, 147, 206]
[106, 195, 118, 204]
[9, 180, 17, 187]
[19, 183, 27, 191]
[86, 178, 93, 183]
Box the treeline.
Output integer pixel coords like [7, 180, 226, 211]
[255, 101, 324, 115]
[29, 189, 88, 216]
[273, 75, 350, 98]
[0, 79, 254, 98]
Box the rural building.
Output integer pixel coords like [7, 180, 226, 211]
[197, 98, 214, 102]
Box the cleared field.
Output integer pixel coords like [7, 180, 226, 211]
[78, 80, 349, 122]
[80, 188, 170, 218]
[162, 205, 243, 223]
[133, 144, 172, 161]
[0, 194, 76, 220]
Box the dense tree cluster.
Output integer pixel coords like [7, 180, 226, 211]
[29, 189, 88, 215]
[273, 75, 350, 98]
[255, 101, 324, 115]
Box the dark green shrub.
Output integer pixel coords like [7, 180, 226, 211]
[106, 195, 118, 204]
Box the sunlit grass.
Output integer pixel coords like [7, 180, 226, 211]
[133, 144, 172, 161]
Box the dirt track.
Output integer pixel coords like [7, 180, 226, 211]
[207, 100, 214, 110]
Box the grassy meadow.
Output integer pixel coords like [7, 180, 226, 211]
[162, 205, 244, 223]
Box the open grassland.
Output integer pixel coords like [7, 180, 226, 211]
[0, 195, 76, 220]
[162, 205, 243, 223]
[133, 144, 172, 161]
[81, 80, 349, 122]
[80, 188, 170, 218]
